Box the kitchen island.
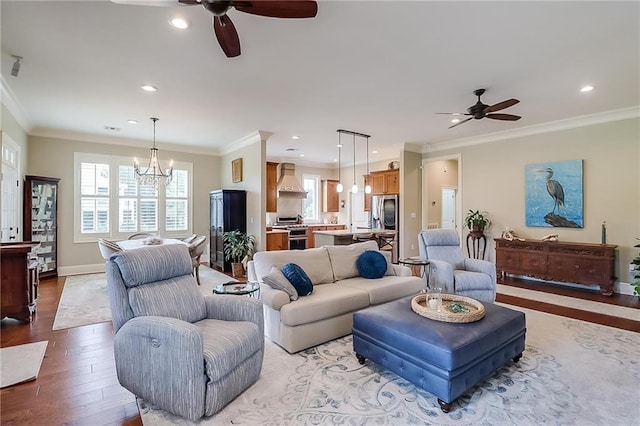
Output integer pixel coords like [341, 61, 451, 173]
[314, 229, 396, 247]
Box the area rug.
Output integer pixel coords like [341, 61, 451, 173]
[0, 341, 48, 388]
[52, 266, 235, 330]
[138, 305, 640, 425]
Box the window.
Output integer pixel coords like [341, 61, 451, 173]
[302, 174, 319, 222]
[74, 153, 192, 242]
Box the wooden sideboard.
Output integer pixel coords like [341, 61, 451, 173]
[494, 238, 617, 295]
[1, 242, 40, 321]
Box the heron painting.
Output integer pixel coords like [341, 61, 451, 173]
[525, 160, 583, 228]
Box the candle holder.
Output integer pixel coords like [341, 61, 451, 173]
[427, 287, 442, 311]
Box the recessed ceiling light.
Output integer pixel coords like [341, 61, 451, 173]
[580, 85, 594, 93]
[336, 143, 343, 148]
[292, 135, 300, 140]
[169, 17, 190, 29]
[333, 159, 338, 162]
[141, 84, 158, 92]
[451, 118, 461, 124]
[127, 119, 139, 125]
[299, 154, 305, 157]
[372, 150, 378, 154]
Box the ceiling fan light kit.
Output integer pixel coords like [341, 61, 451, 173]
[438, 88, 521, 129]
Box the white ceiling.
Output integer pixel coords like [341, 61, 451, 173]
[2, 1, 639, 167]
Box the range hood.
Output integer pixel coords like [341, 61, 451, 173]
[277, 163, 307, 199]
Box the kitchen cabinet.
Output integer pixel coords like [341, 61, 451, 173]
[266, 162, 278, 213]
[1, 242, 39, 322]
[494, 238, 617, 295]
[210, 189, 247, 273]
[24, 175, 60, 278]
[266, 231, 288, 251]
[322, 179, 340, 212]
[370, 169, 399, 195]
[364, 175, 372, 211]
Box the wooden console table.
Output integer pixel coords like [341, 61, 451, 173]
[494, 238, 617, 296]
[1, 242, 40, 321]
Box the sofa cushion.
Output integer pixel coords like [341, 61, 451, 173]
[326, 240, 380, 281]
[341, 275, 425, 305]
[252, 247, 334, 285]
[262, 266, 298, 301]
[279, 283, 370, 327]
[282, 263, 313, 296]
[356, 250, 387, 279]
[379, 250, 397, 276]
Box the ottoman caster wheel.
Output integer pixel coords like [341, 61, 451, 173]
[437, 399, 453, 413]
[356, 353, 366, 365]
[513, 353, 523, 363]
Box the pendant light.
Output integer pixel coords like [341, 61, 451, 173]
[351, 133, 358, 193]
[364, 136, 372, 194]
[336, 133, 343, 193]
[134, 117, 173, 186]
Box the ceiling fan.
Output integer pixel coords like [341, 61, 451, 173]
[437, 89, 521, 129]
[111, 0, 318, 58]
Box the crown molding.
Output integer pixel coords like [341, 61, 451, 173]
[0, 75, 33, 132]
[29, 127, 220, 156]
[220, 130, 274, 156]
[426, 106, 640, 152]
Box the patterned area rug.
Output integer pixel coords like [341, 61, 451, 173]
[0, 341, 48, 388]
[138, 306, 640, 426]
[52, 266, 235, 330]
[139, 305, 640, 425]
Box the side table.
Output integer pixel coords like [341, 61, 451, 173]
[398, 257, 431, 288]
[213, 281, 260, 298]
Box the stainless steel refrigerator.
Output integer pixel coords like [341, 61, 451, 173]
[371, 194, 399, 231]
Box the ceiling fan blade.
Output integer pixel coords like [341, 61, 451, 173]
[214, 15, 241, 58]
[234, 1, 318, 18]
[448, 117, 473, 129]
[484, 98, 519, 113]
[486, 113, 521, 121]
[435, 112, 470, 116]
[178, 0, 200, 4]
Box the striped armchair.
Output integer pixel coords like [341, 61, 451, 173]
[418, 229, 496, 303]
[106, 244, 264, 421]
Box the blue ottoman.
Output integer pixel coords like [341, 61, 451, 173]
[352, 295, 526, 412]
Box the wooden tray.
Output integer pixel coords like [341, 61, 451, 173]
[411, 293, 485, 323]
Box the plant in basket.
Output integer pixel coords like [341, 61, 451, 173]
[222, 230, 256, 277]
[464, 210, 491, 234]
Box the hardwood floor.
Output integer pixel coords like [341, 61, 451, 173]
[1, 274, 637, 425]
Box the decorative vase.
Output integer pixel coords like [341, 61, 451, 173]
[232, 262, 245, 278]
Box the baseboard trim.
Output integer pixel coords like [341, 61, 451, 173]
[58, 263, 105, 276]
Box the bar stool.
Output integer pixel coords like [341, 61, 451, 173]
[377, 231, 397, 263]
[353, 232, 375, 243]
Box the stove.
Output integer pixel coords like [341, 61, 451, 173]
[274, 217, 308, 250]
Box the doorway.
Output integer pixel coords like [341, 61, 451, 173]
[441, 188, 457, 230]
[1, 136, 21, 242]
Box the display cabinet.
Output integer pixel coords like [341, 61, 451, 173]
[210, 189, 247, 273]
[24, 175, 60, 278]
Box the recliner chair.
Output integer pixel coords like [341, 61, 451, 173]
[418, 229, 496, 303]
[106, 244, 264, 421]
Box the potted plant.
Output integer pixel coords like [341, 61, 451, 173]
[631, 239, 640, 296]
[222, 230, 256, 277]
[464, 210, 491, 234]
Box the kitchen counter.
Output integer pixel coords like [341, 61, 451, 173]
[314, 229, 396, 247]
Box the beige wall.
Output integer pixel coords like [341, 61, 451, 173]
[400, 150, 422, 258]
[27, 135, 220, 271]
[220, 134, 266, 251]
[424, 117, 640, 282]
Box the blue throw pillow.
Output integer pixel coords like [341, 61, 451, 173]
[281, 263, 313, 296]
[356, 250, 387, 279]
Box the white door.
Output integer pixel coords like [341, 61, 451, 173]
[441, 188, 456, 230]
[1, 137, 21, 241]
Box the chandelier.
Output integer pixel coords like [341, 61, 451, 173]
[134, 117, 173, 186]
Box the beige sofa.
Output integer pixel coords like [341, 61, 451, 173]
[247, 240, 424, 353]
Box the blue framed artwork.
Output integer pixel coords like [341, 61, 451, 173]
[525, 160, 583, 228]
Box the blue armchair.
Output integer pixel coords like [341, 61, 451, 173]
[106, 244, 264, 421]
[418, 229, 496, 303]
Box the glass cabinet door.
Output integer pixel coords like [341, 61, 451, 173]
[24, 175, 60, 278]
